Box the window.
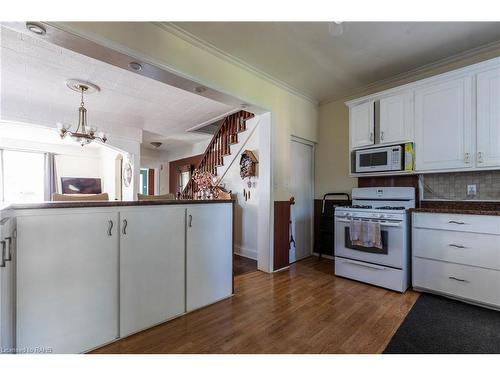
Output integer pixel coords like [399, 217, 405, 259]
[1, 149, 45, 203]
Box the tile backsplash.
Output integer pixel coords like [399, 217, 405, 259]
[423, 171, 500, 201]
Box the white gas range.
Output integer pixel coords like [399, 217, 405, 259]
[334, 187, 415, 292]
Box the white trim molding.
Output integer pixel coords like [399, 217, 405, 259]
[235, 245, 258, 261]
[156, 22, 318, 105]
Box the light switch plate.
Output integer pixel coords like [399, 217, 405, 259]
[467, 184, 477, 196]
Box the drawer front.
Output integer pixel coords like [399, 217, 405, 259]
[413, 228, 500, 270]
[413, 257, 500, 307]
[335, 257, 408, 292]
[413, 212, 500, 235]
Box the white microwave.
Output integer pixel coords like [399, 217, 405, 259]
[354, 145, 403, 173]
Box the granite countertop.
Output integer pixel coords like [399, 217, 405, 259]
[2, 199, 235, 211]
[411, 200, 500, 216]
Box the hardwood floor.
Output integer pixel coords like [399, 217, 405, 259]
[92, 257, 419, 354]
[233, 254, 257, 276]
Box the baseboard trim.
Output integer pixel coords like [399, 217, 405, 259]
[234, 245, 257, 260]
[312, 252, 334, 260]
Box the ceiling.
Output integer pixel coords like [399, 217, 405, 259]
[0, 26, 235, 150]
[171, 22, 500, 103]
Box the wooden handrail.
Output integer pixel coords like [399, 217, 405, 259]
[181, 110, 254, 199]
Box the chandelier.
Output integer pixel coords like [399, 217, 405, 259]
[58, 82, 107, 146]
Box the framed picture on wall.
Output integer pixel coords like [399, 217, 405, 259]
[61, 177, 102, 194]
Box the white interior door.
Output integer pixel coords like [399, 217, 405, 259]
[290, 139, 314, 263]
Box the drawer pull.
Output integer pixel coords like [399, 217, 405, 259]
[449, 276, 470, 283]
[448, 220, 465, 225]
[448, 244, 467, 249]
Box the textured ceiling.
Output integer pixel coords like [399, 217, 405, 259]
[172, 22, 500, 102]
[0, 26, 235, 150]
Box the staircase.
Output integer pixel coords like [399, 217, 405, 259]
[181, 110, 255, 199]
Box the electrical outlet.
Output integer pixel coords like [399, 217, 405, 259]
[467, 184, 477, 196]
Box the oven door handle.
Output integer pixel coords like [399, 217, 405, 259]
[336, 218, 402, 227]
[340, 259, 387, 271]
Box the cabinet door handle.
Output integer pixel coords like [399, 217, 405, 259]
[449, 276, 470, 283]
[107, 220, 114, 236]
[4, 237, 12, 261]
[449, 243, 466, 249]
[369, 132, 374, 142]
[122, 219, 128, 235]
[188, 214, 193, 227]
[0, 241, 5, 267]
[448, 220, 465, 225]
[478, 151, 484, 163]
[380, 131, 385, 141]
[464, 152, 470, 163]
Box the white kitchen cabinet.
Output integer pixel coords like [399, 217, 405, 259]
[119, 206, 186, 337]
[16, 211, 119, 353]
[1, 215, 15, 353]
[413, 212, 500, 310]
[186, 203, 233, 311]
[350, 101, 375, 149]
[476, 67, 500, 168]
[414, 75, 473, 171]
[378, 92, 413, 144]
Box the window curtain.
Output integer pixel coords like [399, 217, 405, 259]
[44, 152, 57, 201]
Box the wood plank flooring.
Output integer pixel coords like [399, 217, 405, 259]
[233, 254, 257, 276]
[92, 257, 419, 354]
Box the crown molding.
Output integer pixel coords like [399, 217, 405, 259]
[155, 22, 319, 105]
[320, 38, 500, 106]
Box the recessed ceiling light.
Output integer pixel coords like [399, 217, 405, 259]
[194, 86, 207, 93]
[128, 62, 143, 72]
[26, 22, 46, 36]
[150, 142, 162, 149]
[328, 21, 344, 37]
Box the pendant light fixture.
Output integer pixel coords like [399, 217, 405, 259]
[58, 80, 107, 146]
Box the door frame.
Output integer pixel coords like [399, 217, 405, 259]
[290, 135, 315, 262]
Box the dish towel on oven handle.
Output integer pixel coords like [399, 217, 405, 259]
[349, 220, 362, 241]
[350, 220, 382, 249]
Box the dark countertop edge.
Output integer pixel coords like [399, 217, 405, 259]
[412, 200, 500, 216]
[2, 199, 235, 211]
[411, 208, 500, 216]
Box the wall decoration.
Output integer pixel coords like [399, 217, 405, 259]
[240, 150, 258, 198]
[123, 162, 133, 188]
[61, 177, 102, 194]
[240, 150, 258, 178]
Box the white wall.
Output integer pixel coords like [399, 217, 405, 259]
[54, 153, 103, 192]
[219, 126, 260, 260]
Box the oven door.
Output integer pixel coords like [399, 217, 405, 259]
[334, 218, 405, 269]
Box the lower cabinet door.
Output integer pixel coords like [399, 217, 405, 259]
[186, 204, 233, 311]
[119, 206, 186, 337]
[16, 211, 119, 353]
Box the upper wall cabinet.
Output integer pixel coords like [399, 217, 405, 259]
[378, 92, 413, 145]
[350, 100, 374, 149]
[414, 75, 473, 171]
[476, 68, 500, 168]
